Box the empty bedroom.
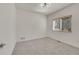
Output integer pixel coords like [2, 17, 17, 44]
[0, 3, 79, 55]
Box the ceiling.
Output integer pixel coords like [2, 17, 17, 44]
[16, 3, 72, 15]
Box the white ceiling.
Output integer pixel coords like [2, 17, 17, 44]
[16, 3, 72, 15]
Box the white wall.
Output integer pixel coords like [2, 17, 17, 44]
[47, 4, 79, 48]
[16, 9, 47, 42]
[0, 4, 16, 54]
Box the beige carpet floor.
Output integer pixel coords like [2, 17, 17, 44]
[12, 37, 79, 55]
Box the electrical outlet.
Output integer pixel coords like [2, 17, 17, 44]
[20, 37, 26, 40]
[0, 43, 5, 48]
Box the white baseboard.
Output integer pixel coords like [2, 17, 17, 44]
[47, 35, 79, 49]
[16, 35, 47, 43]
